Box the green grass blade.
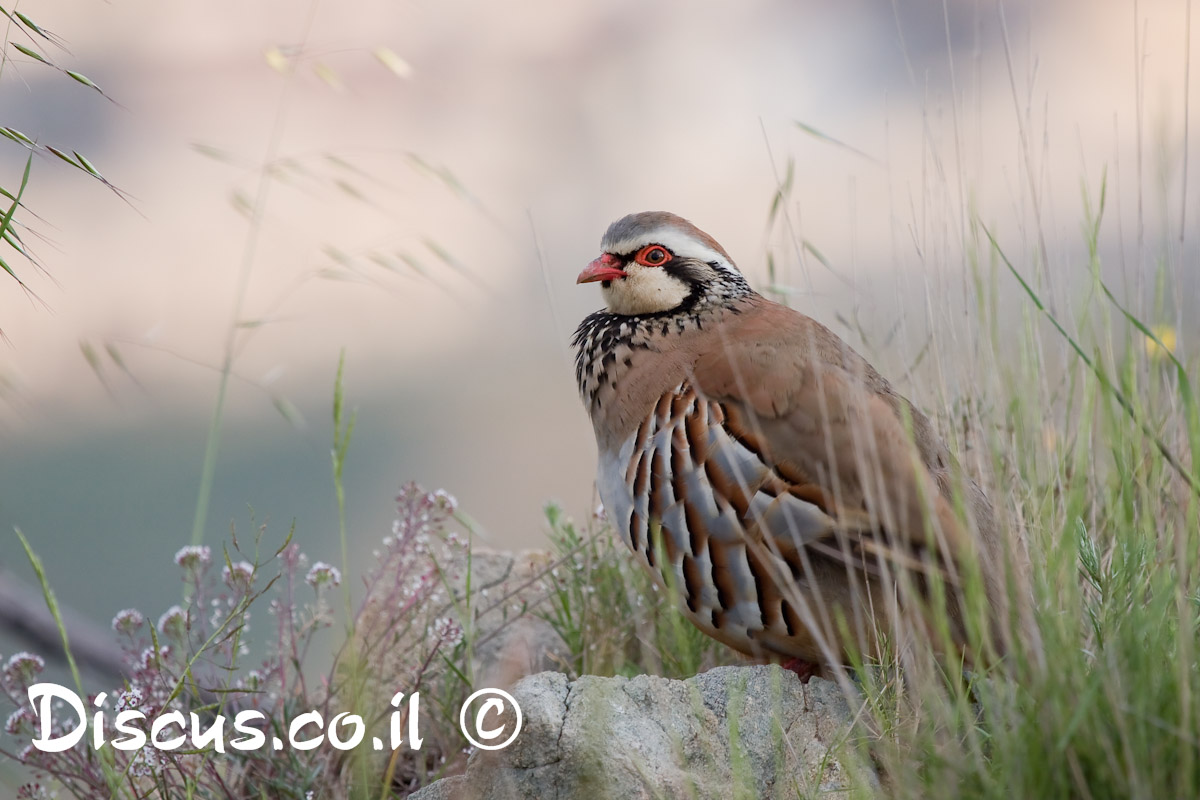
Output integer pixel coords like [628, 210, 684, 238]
[983, 222, 1200, 498]
[0, 153, 32, 287]
[13, 528, 85, 696]
[1094, 278, 1200, 479]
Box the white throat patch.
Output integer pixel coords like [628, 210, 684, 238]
[601, 266, 691, 316]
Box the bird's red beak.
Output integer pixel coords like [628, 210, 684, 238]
[577, 253, 627, 284]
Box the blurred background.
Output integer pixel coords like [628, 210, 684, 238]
[0, 0, 1195, 651]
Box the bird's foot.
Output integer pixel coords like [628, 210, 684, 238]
[780, 658, 819, 683]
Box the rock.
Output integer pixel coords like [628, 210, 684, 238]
[472, 613, 569, 692]
[409, 775, 467, 800]
[411, 665, 870, 800]
[444, 548, 570, 690]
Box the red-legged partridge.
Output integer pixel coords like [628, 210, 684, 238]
[572, 211, 1034, 673]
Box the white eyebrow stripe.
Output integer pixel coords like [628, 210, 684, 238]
[604, 228, 736, 272]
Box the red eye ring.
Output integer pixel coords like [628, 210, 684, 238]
[635, 245, 671, 267]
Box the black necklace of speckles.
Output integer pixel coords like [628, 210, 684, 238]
[571, 264, 753, 404]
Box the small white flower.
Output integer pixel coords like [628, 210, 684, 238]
[174, 545, 211, 570]
[5, 707, 33, 735]
[223, 560, 254, 591]
[306, 562, 341, 589]
[430, 616, 463, 647]
[116, 687, 145, 713]
[401, 574, 428, 601]
[15, 780, 50, 799]
[158, 605, 187, 640]
[130, 746, 164, 778]
[433, 489, 458, 513]
[4, 652, 45, 686]
[112, 609, 145, 634]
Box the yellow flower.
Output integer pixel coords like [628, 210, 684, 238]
[1144, 324, 1177, 362]
[264, 46, 290, 74]
[1041, 424, 1059, 453]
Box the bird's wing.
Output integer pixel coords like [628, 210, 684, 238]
[689, 294, 973, 582]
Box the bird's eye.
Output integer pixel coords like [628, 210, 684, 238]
[635, 245, 670, 266]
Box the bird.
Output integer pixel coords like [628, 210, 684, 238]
[571, 211, 1036, 676]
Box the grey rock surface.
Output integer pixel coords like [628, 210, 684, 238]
[411, 665, 867, 800]
[446, 548, 571, 690]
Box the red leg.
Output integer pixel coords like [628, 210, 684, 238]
[780, 657, 819, 683]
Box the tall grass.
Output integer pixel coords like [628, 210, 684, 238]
[844, 189, 1199, 797]
[539, 503, 734, 680]
[1, 6, 125, 335]
[3, 184, 1195, 799]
